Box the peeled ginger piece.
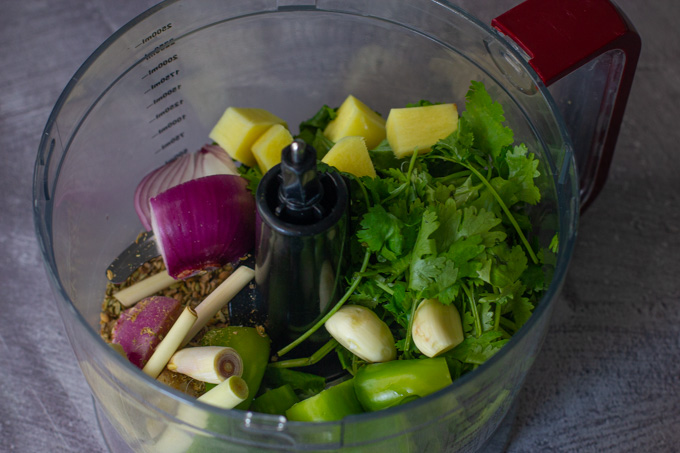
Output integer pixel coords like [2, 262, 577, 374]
[322, 136, 377, 178]
[209, 107, 287, 168]
[386, 103, 458, 159]
[252, 124, 293, 173]
[324, 95, 386, 150]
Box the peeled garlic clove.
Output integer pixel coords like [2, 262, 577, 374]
[324, 305, 396, 363]
[167, 346, 243, 384]
[411, 298, 464, 358]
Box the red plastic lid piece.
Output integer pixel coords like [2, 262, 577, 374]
[492, 0, 638, 85]
[493, 0, 641, 211]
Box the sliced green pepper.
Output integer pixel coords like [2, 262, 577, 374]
[263, 366, 326, 400]
[285, 379, 363, 422]
[200, 326, 270, 410]
[251, 384, 300, 415]
[353, 358, 452, 412]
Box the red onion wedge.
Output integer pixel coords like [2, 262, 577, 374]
[111, 296, 183, 368]
[149, 174, 255, 279]
[135, 145, 239, 231]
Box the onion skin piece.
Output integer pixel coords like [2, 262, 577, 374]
[135, 145, 239, 231]
[111, 296, 182, 368]
[149, 174, 255, 279]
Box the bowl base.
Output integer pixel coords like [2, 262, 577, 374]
[93, 396, 517, 452]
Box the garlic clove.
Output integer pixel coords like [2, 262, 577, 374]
[167, 346, 243, 384]
[324, 305, 396, 363]
[411, 298, 464, 358]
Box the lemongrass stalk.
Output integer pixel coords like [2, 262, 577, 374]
[143, 306, 197, 379]
[167, 346, 243, 384]
[181, 266, 255, 347]
[197, 375, 248, 409]
[113, 270, 177, 307]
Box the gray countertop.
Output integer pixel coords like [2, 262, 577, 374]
[1, 1, 678, 452]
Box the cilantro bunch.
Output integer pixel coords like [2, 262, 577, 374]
[338, 82, 556, 376]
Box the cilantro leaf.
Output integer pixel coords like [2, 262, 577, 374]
[446, 330, 507, 365]
[237, 165, 262, 194]
[444, 236, 485, 281]
[489, 243, 528, 288]
[409, 208, 440, 292]
[357, 205, 404, 261]
[369, 139, 405, 169]
[507, 296, 534, 329]
[411, 256, 458, 299]
[506, 144, 541, 205]
[295, 104, 337, 158]
[461, 80, 514, 159]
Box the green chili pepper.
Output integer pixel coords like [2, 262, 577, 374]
[200, 326, 270, 410]
[285, 379, 363, 422]
[353, 358, 452, 412]
[263, 367, 326, 399]
[251, 384, 300, 415]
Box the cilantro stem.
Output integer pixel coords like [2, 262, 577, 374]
[432, 156, 539, 265]
[498, 316, 517, 334]
[493, 300, 502, 332]
[434, 169, 471, 184]
[402, 298, 421, 359]
[269, 339, 338, 368]
[375, 281, 394, 296]
[465, 164, 538, 264]
[383, 150, 420, 204]
[461, 282, 482, 338]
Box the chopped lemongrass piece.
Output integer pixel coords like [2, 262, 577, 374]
[324, 305, 396, 363]
[113, 270, 176, 307]
[167, 346, 243, 384]
[197, 375, 249, 409]
[143, 306, 197, 379]
[411, 298, 464, 357]
[181, 266, 255, 347]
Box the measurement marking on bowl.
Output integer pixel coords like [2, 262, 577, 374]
[145, 70, 180, 94]
[153, 114, 186, 138]
[141, 54, 179, 80]
[156, 132, 185, 154]
[147, 84, 182, 109]
[150, 99, 184, 123]
[135, 26, 188, 157]
[135, 23, 173, 48]
[144, 38, 175, 61]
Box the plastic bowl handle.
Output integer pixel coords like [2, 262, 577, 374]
[493, 0, 641, 211]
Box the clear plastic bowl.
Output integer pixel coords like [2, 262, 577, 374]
[33, 1, 579, 451]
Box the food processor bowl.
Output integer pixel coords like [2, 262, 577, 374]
[33, 0, 638, 451]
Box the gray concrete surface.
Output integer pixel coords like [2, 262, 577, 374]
[0, 1, 678, 452]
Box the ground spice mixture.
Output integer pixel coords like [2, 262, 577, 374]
[99, 255, 250, 396]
